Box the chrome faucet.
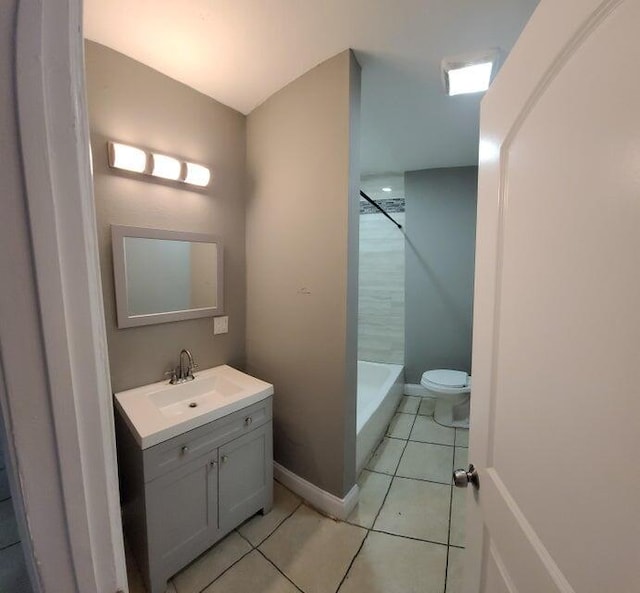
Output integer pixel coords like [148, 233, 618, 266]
[165, 349, 198, 384]
[179, 349, 196, 381]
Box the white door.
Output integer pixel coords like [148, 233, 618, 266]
[464, 1, 640, 592]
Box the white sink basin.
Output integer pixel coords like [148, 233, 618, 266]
[114, 365, 274, 448]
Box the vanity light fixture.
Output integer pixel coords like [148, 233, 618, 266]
[151, 153, 182, 181]
[442, 49, 501, 96]
[108, 142, 147, 173]
[184, 162, 211, 187]
[107, 141, 211, 188]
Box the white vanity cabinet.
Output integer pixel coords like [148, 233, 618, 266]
[115, 397, 273, 593]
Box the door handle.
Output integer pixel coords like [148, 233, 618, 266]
[453, 464, 479, 490]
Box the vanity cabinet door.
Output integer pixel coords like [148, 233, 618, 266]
[146, 451, 218, 583]
[218, 421, 273, 532]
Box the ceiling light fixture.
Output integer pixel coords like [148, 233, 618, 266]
[107, 141, 211, 189]
[442, 49, 501, 96]
[382, 187, 392, 192]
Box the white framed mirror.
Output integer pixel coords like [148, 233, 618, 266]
[111, 225, 223, 328]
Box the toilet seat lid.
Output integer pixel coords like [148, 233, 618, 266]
[422, 369, 468, 388]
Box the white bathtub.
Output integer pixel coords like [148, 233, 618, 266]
[356, 360, 404, 476]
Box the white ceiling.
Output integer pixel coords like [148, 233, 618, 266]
[361, 173, 406, 203]
[84, 0, 539, 175]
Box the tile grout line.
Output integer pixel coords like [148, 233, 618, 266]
[367, 467, 454, 487]
[385, 405, 418, 481]
[333, 531, 370, 593]
[255, 548, 306, 593]
[405, 406, 453, 593]
[334, 403, 417, 591]
[261, 493, 374, 593]
[376, 407, 420, 511]
[387, 433, 468, 449]
[400, 404, 453, 592]
[370, 527, 448, 548]
[387, 431, 458, 444]
[252, 498, 303, 548]
[192, 498, 305, 593]
[371, 407, 416, 524]
[176, 544, 252, 593]
[392, 409, 416, 416]
[342, 516, 449, 549]
[244, 500, 312, 591]
[187, 544, 253, 593]
[375, 408, 456, 583]
[334, 404, 420, 593]
[381, 404, 459, 491]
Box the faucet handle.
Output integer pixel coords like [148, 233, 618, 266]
[164, 368, 178, 384]
[187, 360, 198, 377]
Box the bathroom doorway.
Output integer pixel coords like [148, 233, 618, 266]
[352, 170, 471, 592]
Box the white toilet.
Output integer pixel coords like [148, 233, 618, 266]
[420, 369, 471, 428]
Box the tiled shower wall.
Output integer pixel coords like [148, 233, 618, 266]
[358, 208, 405, 364]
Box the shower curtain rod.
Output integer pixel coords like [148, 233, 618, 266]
[359, 190, 403, 229]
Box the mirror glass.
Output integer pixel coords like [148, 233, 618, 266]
[112, 226, 223, 328]
[124, 238, 218, 315]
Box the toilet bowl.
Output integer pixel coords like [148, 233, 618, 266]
[420, 369, 471, 429]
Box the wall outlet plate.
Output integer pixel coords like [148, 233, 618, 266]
[213, 316, 229, 335]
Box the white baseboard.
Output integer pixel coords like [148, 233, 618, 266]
[273, 462, 359, 521]
[404, 383, 431, 397]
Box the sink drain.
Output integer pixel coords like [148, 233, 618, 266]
[189, 402, 198, 408]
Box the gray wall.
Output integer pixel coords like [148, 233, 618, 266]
[246, 51, 361, 498]
[358, 211, 405, 364]
[85, 41, 247, 392]
[404, 167, 478, 384]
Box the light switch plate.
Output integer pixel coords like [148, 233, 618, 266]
[213, 316, 229, 335]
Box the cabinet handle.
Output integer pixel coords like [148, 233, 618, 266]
[244, 416, 253, 426]
[209, 460, 217, 468]
[221, 455, 228, 464]
[181, 446, 189, 455]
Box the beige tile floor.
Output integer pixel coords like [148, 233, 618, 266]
[126, 396, 469, 593]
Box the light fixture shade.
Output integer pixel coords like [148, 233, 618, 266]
[151, 153, 182, 180]
[447, 62, 493, 95]
[442, 49, 501, 96]
[108, 142, 147, 173]
[184, 162, 211, 187]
